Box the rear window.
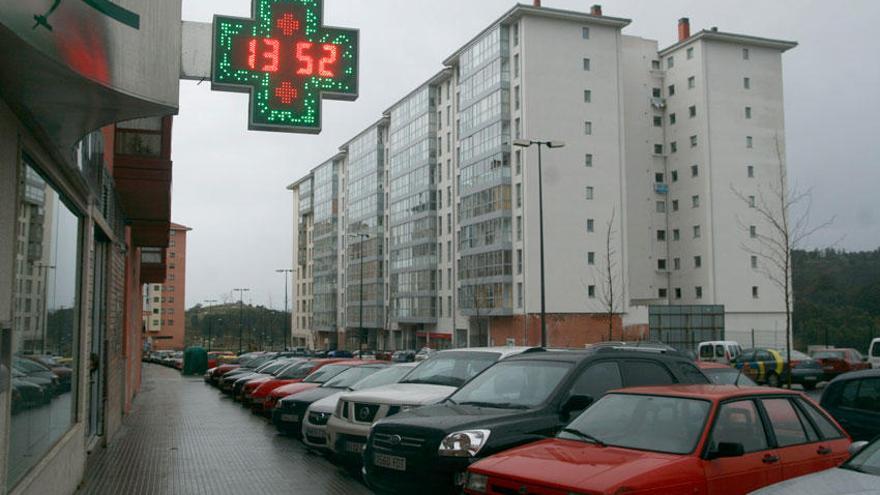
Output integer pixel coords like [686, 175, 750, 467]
[872, 343, 880, 357]
[813, 351, 845, 360]
[674, 361, 711, 384]
[700, 346, 715, 358]
[715, 345, 725, 358]
[622, 361, 676, 387]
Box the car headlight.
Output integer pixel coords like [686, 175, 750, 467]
[438, 430, 491, 458]
[465, 472, 488, 493]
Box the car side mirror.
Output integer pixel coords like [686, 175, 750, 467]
[849, 441, 869, 457]
[562, 395, 593, 416]
[708, 442, 745, 460]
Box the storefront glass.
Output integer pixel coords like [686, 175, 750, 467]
[8, 157, 80, 490]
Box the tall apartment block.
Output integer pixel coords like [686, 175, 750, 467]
[288, 3, 796, 351]
[143, 223, 191, 350]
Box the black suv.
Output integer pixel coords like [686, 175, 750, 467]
[363, 348, 709, 494]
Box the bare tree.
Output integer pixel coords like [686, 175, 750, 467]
[469, 286, 490, 347]
[593, 208, 622, 341]
[731, 136, 834, 387]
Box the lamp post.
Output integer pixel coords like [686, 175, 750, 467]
[276, 269, 294, 351]
[34, 262, 56, 355]
[204, 299, 218, 351]
[348, 233, 370, 355]
[513, 139, 566, 349]
[233, 288, 250, 354]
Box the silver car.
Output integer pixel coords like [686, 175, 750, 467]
[750, 438, 880, 494]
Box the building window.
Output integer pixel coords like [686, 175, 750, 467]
[517, 216, 522, 240]
[743, 48, 750, 60]
[652, 87, 661, 98]
[588, 285, 596, 298]
[688, 76, 695, 89]
[747, 165, 755, 178]
[584, 153, 593, 167]
[674, 258, 681, 270]
[584, 89, 592, 103]
[690, 135, 698, 147]
[582, 26, 590, 39]
[515, 85, 521, 110]
[746, 136, 753, 148]
[516, 183, 522, 207]
[691, 165, 699, 177]
[675, 288, 682, 299]
[658, 259, 667, 270]
[657, 230, 666, 241]
[669, 113, 676, 125]
[654, 144, 663, 155]
[750, 225, 757, 238]
[693, 225, 701, 238]
[672, 200, 679, 212]
[517, 283, 523, 308]
[686, 47, 694, 59]
[584, 121, 592, 135]
[745, 106, 752, 119]
[585, 186, 594, 200]
[671, 170, 679, 182]
[673, 229, 680, 241]
[515, 118, 521, 138]
[692, 195, 700, 208]
[656, 201, 666, 213]
[744, 77, 751, 89]
[751, 256, 758, 269]
[670, 142, 678, 153]
[659, 288, 668, 298]
[752, 286, 759, 298]
[587, 219, 595, 233]
[689, 105, 697, 118]
[652, 60, 661, 70]
[653, 116, 662, 127]
[667, 56, 674, 69]
[749, 195, 756, 208]
[516, 150, 522, 175]
[583, 58, 591, 71]
[514, 54, 520, 78]
[695, 256, 702, 268]
[513, 23, 519, 46]
[668, 84, 676, 96]
[655, 173, 664, 183]
[695, 287, 703, 299]
[515, 249, 523, 274]
[587, 252, 595, 265]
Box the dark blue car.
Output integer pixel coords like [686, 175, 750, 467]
[820, 369, 880, 441]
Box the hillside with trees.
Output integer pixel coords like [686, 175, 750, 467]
[184, 303, 290, 352]
[793, 248, 880, 352]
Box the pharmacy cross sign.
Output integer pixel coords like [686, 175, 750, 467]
[212, 0, 359, 133]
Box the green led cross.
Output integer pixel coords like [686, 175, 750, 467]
[212, 0, 358, 134]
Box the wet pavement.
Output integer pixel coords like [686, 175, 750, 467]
[77, 364, 372, 495]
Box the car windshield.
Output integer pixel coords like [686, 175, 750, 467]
[813, 350, 845, 359]
[560, 394, 711, 455]
[843, 440, 880, 476]
[260, 361, 291, 375]
[304, 364, 351, 384]
[704, 368, 757, 386]
[245, 356, 273, 369]
[449, 360, 573, 409]
[322, 366, 386, 389]
[351, 365, 414, 391]
[277, 361, 316, 379]
[400, 352, 501, 388]
[787, 350, 811, 361]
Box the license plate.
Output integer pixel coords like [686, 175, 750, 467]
[345, 441, 365, 454]
[824, 366, 834, 370]
[306, 428, 326, 439]
[804, 376, 817, 381]
[374, 453, 406, 471]
[281, 414, 299, 422]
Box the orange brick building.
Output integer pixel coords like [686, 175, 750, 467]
[144, 223, 191, 350]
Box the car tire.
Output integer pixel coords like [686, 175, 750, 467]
[767, 372, 780, 388]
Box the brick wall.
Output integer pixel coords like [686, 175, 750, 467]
[102, 240, 127, 443]
[489, 313, 624, 348]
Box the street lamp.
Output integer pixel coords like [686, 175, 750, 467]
[513, 139, 566, 349]
[34, 262, 56, 355]
[204, 299, 218, 351]
[276, 268, 294, 351]
[348, 233, 370, 355]
[233, 288, 250, 354]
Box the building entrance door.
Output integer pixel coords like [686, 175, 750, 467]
[86, 238, 108, 446]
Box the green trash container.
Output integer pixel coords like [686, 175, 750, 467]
[183, 346, 208, 376]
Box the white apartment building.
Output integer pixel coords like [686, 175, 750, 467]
[288, 3, 796, 351]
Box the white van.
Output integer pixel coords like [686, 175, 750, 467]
[869, 338, 880, 369]
[697, 341, 743, 365]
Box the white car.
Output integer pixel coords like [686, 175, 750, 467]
[869, 338, 880, 369]
[302, 363, 417, 450]
[325, 347, 538, 462]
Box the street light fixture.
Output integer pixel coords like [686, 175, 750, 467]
[513, 139, 566, 348]
[348, 233, 370, 355]
[233, 288, 250, 354]
[204, 299, 218, 351]
[276, 269, 294, 351]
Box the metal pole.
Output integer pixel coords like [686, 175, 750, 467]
[284, 273, 289, 350]
[205, 300, 217, 351]
[234, 288, 249, 354]
[359, 238, 365, 354]
[537, 144, 547, 348]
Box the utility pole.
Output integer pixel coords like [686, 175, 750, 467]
[276, 268, 294, 351]
[349, 233, 370, 355]
[204, 299, 218, 351]
[233, 288, 250, 354]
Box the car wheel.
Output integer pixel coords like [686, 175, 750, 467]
[767, 372, 780, 388]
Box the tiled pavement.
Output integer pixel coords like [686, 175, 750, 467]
[77, 364, 373, 495]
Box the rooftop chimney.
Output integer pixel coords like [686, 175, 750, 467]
[590, 4, 602, 16]
[678, 17, 690, 42]
[533, 0, 541, 7]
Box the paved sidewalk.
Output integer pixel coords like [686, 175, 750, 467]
[77, 364, 372, 495]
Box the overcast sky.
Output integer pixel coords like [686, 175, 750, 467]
[173, 0, 880, 309]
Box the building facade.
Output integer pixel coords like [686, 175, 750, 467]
[288, 3, 796, 352]
[143, 223, 191, 350]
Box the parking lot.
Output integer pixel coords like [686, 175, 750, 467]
[77, 364, 372, 495]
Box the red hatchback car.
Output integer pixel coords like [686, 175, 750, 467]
[811, 348, 870, 380]
[464, 386, 851, 495]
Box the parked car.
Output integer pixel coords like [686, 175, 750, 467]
[464, 386, 851, 495]
[392, 350, 416, 363]
[219, 357, 287, 395]
[734, 347, 821, 389]
[869, 338, 880, 369]
[364, 348, 711, 494]
[811, 348, 871, 381]
[231, 358, 301, 401]
[11, 368, 50, 413]
[698, 340, 744, 365]
[327, 349, 353, 358]
[253, 360, 362, 414]
[300, 363, 418, 451]
[272, 363, 389, 436]
[22, 355, 72, 392]
[819, 369, 880, 441]
[326, 347, 539, 465]
[237, 359, 323, 403]
[698, 361, 758, 386]
[749, 436, 879, 494]
[787, 350, 825, 390]
[415, 347, 435, 361]
[13, 357, 59, 396]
